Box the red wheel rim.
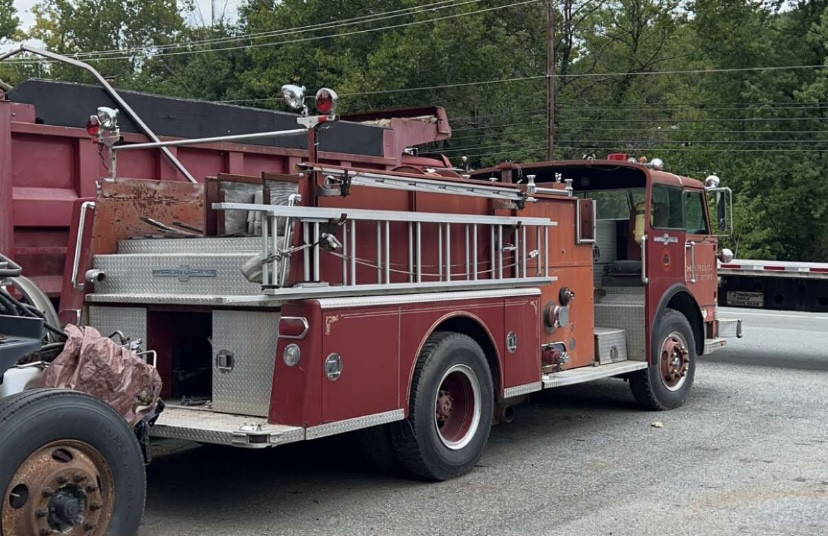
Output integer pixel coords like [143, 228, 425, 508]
[659, 331, 690, 391]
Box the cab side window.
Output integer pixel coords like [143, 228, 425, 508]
[651, 185, 683, 229]
[683, 190, 709, 234]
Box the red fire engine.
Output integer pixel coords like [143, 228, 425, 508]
[0, 47, 741, 535]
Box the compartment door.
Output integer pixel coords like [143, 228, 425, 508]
[212, 310, 281, 417]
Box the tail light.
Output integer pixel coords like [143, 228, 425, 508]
[315, 88, 338, 115]
[86, 115, 100, 137]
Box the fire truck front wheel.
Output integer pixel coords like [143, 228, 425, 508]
[0, 389, 145, 536]
[630, 309, 696, 411]
[392, 332, 494, 481]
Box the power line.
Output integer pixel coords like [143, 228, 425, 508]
[450, 120, 828, 136]
[456, 144, 828, 161]
[76, 0, 477, 59]
[331, 63, 828, 98]
[6, 0, 536, 64]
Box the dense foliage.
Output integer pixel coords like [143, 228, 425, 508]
[1, 0, 827, 260]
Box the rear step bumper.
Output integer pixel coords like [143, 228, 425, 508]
[150, 406, 304, 449]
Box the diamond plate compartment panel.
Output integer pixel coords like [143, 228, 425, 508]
[594, 327, 628, 365]
[87, 306, 147, 351]
[118, 237, 262, 254]
[92, 253, 260, 295]
[211, 310, 281, 417]
[594, 220, 618, 264]
[594, 289, 645, 361]
[717, 318, 741, 338]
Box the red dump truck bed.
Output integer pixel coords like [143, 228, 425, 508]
[0, 80, 451, 297]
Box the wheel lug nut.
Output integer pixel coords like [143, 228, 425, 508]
[41, 487, 54, 497]
[89, 502, 102, 511]
[73, 472, 87, 482]
[35, 508, 47, 518]
[83, 522, 95, 531]
[56, 475, 69, 485]
[85, 484, 98, 493]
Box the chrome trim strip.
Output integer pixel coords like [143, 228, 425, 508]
[305, 409, 405, 440]
[503, 381, 542, 398]
[316, 288, 542, 309]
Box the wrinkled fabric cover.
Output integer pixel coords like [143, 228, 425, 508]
[40, 324, 162, 427]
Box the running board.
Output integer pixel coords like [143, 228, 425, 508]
[704, 337, 726, 354]
[150, 406, 304, 449]
[542, 361, 648, 389]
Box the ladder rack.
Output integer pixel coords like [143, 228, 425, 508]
[213, 203, 558, 300]
[303, 165, 544, 203]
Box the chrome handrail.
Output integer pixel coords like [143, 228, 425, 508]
[71, 201, 96, 290]
[641, 234, 649, 284]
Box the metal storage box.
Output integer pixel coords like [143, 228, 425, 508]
[594, 327, 628, 365]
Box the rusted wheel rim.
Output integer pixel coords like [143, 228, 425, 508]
[3, 440, 115, 535]
[659, 331, 690, 392]
[434, 364, 481, 450]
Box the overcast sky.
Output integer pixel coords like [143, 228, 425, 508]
[11, 1, 239, 30]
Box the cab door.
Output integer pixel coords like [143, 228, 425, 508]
[682, 189, 717, 309]
[646, 184, 687, 301]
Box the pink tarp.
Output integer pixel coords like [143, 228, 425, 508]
[40, 324, 162, 427]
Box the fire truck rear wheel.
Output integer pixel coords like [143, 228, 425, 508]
[355, 424, 406, 475]
[630, 309, 696, 411]
[392, 331, 493, 481]
[0, 389, 145, 536]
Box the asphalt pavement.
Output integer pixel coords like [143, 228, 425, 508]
[139, 308, 828, 536]
[712, 307, 828, 371]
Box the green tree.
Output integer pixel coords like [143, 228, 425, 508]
[29, 0, 189, 82]
[0, 0, 19, 42]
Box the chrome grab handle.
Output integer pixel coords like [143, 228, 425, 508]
[686, 241, 697, 283]
[71, 201, 96, 290]
[641, 234, 648, 284]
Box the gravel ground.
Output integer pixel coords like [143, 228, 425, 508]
[140, 358, 828, 536]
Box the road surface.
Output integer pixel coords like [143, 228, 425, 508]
[139, 308, 828, 535]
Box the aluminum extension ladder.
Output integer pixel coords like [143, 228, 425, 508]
[214, 168, 558, 300]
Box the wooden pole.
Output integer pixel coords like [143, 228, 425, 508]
[546, 0, 555, 161]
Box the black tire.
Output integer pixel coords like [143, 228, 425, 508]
[355, 424, 407, 475]
[391, 332, 493, 481]
[0, 389, 145, 536]
[630, 309, 696, 411]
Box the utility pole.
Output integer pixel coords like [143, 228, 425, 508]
[546, 0, 555, 161]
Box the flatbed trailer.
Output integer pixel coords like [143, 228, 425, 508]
[719, 259, 828, 311]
